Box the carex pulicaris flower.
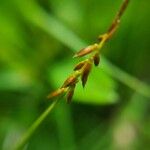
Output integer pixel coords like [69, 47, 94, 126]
[47, 0, 130, 103]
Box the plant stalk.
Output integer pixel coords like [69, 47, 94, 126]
[13, 100, 58, 150]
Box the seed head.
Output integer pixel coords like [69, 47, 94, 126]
[47, 88, 66, 99]
[93, 53, 100, 66]
[47, 0, 129, 103]
[73, 44, 98, 58]
[74, 61, 86, 71]
[66, 84, 76, 103]
[62, 75, 77, 88]
[81, 62, 92, 88]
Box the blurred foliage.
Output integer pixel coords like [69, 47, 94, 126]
[0, 0, 150, 150]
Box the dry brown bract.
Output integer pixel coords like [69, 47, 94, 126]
[47, 0, 130, 103]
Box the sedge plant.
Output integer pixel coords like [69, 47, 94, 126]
[47, 0, 130, 103]
[14, 0, 130, 149]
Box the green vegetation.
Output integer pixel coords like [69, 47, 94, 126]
[0, 0, 150, 150]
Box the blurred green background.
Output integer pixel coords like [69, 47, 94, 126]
[0, 0, 150, 150]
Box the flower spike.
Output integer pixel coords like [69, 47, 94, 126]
[47, 0, 129, 103]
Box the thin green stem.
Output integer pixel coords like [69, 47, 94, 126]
[13, 100, 58, 150]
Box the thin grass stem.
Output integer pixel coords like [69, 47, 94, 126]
[13, 100, 58, 150]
